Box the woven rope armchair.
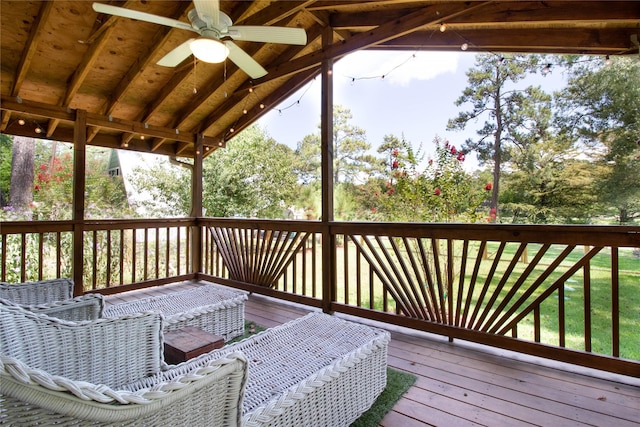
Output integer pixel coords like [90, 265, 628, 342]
[0, 278, 74, 305]
[0, 296, 248, 425]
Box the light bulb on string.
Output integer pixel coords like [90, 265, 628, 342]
[18, 119, 25, 125]
[605, 55, 611, 66]
[460, 42, 468, 51]
[439, 23, 447, 32]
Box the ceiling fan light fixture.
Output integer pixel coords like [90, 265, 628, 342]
[190, 38, 229, 63]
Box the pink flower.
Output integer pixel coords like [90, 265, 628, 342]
[428, 159, 433, 165]
[485, 182, 493, 191]
[434, 188, 441, 196]
[371, 207, 377, 213]
[34, 185, 40, 191]
[450, 146, 457, 155]
[457, 152, 465, 161]
[392, 149, 399, 157]
[392, 160, 399, 169]
[388, 187, 395, 195]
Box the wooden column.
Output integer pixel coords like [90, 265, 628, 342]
[320, 26, 335, 314]
[190, 134, 204, 277]
[72, 109, 86, 296]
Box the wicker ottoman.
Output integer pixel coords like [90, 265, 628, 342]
[128, 312, 391, 427]
[104, 284, 248, 341]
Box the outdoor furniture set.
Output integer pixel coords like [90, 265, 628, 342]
[0, 279, 390, 426]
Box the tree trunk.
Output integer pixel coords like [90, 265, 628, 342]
[9, 136, 35, 210]
[491, 68, 503, 223]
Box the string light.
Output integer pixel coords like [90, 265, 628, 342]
[439, 23, 447, 32]
[18, 119, 25, 125]
[460, 42, 468, 51]
[541, 63, 552, 76]
[605, 55, 611, 65]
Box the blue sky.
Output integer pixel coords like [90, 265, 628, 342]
[258, 51, 568, 172]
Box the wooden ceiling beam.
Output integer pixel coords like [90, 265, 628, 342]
[328, 2, 640, 28]
[12, 1, 54, 97]
[239, 1, 315, 26]
[380, 27, 640, 55]
[252, 2, 490, 87]
[0, 95, 218, 153]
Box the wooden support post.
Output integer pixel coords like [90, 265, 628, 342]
[321, 25, 335, 314]
[72, 109, 86, 296]
[190, 134, 204, 277]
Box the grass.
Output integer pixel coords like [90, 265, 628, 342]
[235, 321, 417, 426]
[351, 368, 417, 427]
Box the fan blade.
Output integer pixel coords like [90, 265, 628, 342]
[193, 0, 220, 27]
[157, 39, 195, 67]
[225, 41, 267, 79]
[92, 3, 195, 32]
[227, 26, 307, 45]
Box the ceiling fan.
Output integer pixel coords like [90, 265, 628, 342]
[92, 0, 307, 79]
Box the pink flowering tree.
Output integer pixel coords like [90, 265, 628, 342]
[361, 135, 490, 222]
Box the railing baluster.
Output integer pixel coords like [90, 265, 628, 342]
[119, 229, 124, 285]
[611, 247, 619, 357]
[143, 228, 149, 281]
[131, 228, 137, 283]
[20, 233, 26, 282]
[165, 227, 170, 277]
[92, 230, 98, 289]
[155, 227, 160, 279]
[175, 227, 180, 277]
[106, 229, 111, 287]
[559, 281, 566, 347]
[37, 233, 43, 280]
[1, 234, 6, 281]
[343, 235, 349, 304]
[56, 231, 61, 278]
[584, 261, 592, 352]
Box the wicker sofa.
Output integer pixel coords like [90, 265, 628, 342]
[1, 279, 248, 340]
[0, 294, 390, 426]
[104, 284, 248, 341]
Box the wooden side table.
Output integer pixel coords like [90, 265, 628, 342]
[164, 326, 224, 364]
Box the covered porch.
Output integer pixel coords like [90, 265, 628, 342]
[1, 1, 639, 424]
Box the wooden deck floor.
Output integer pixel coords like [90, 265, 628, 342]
[105, 281, 640, 427]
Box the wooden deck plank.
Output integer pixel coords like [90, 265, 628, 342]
[388, 342, 639, 424]
[103, 281, 640, 427]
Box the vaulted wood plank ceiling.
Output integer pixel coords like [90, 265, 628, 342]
[1, 1, 638, 158]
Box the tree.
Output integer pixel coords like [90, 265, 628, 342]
[447, 54, 551, 221]
[9, 136, 35, 212]
[554, 56, 640, 223]
[131, 126, 298, 219]
[203, 126, 298, 218]
[0, 134, 12, 206]
[294, 105, 379, 184]
[500, 136, 598, 223]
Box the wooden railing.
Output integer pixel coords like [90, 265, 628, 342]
[200, 220, 640, 377]
[1, 219, 195, 293]
[1, 218, 638, 376]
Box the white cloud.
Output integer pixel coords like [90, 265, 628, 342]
[334, 51, 461, 87]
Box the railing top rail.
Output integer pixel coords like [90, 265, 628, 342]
[200, 218, 324, 233]
[329, 222, 640, 247]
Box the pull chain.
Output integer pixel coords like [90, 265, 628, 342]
[193, 56, 198, 94]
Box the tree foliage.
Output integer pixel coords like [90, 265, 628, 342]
[554, 56, 640, 223]
[447, 54, 551, 220]
[294, 105, 379, 184]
